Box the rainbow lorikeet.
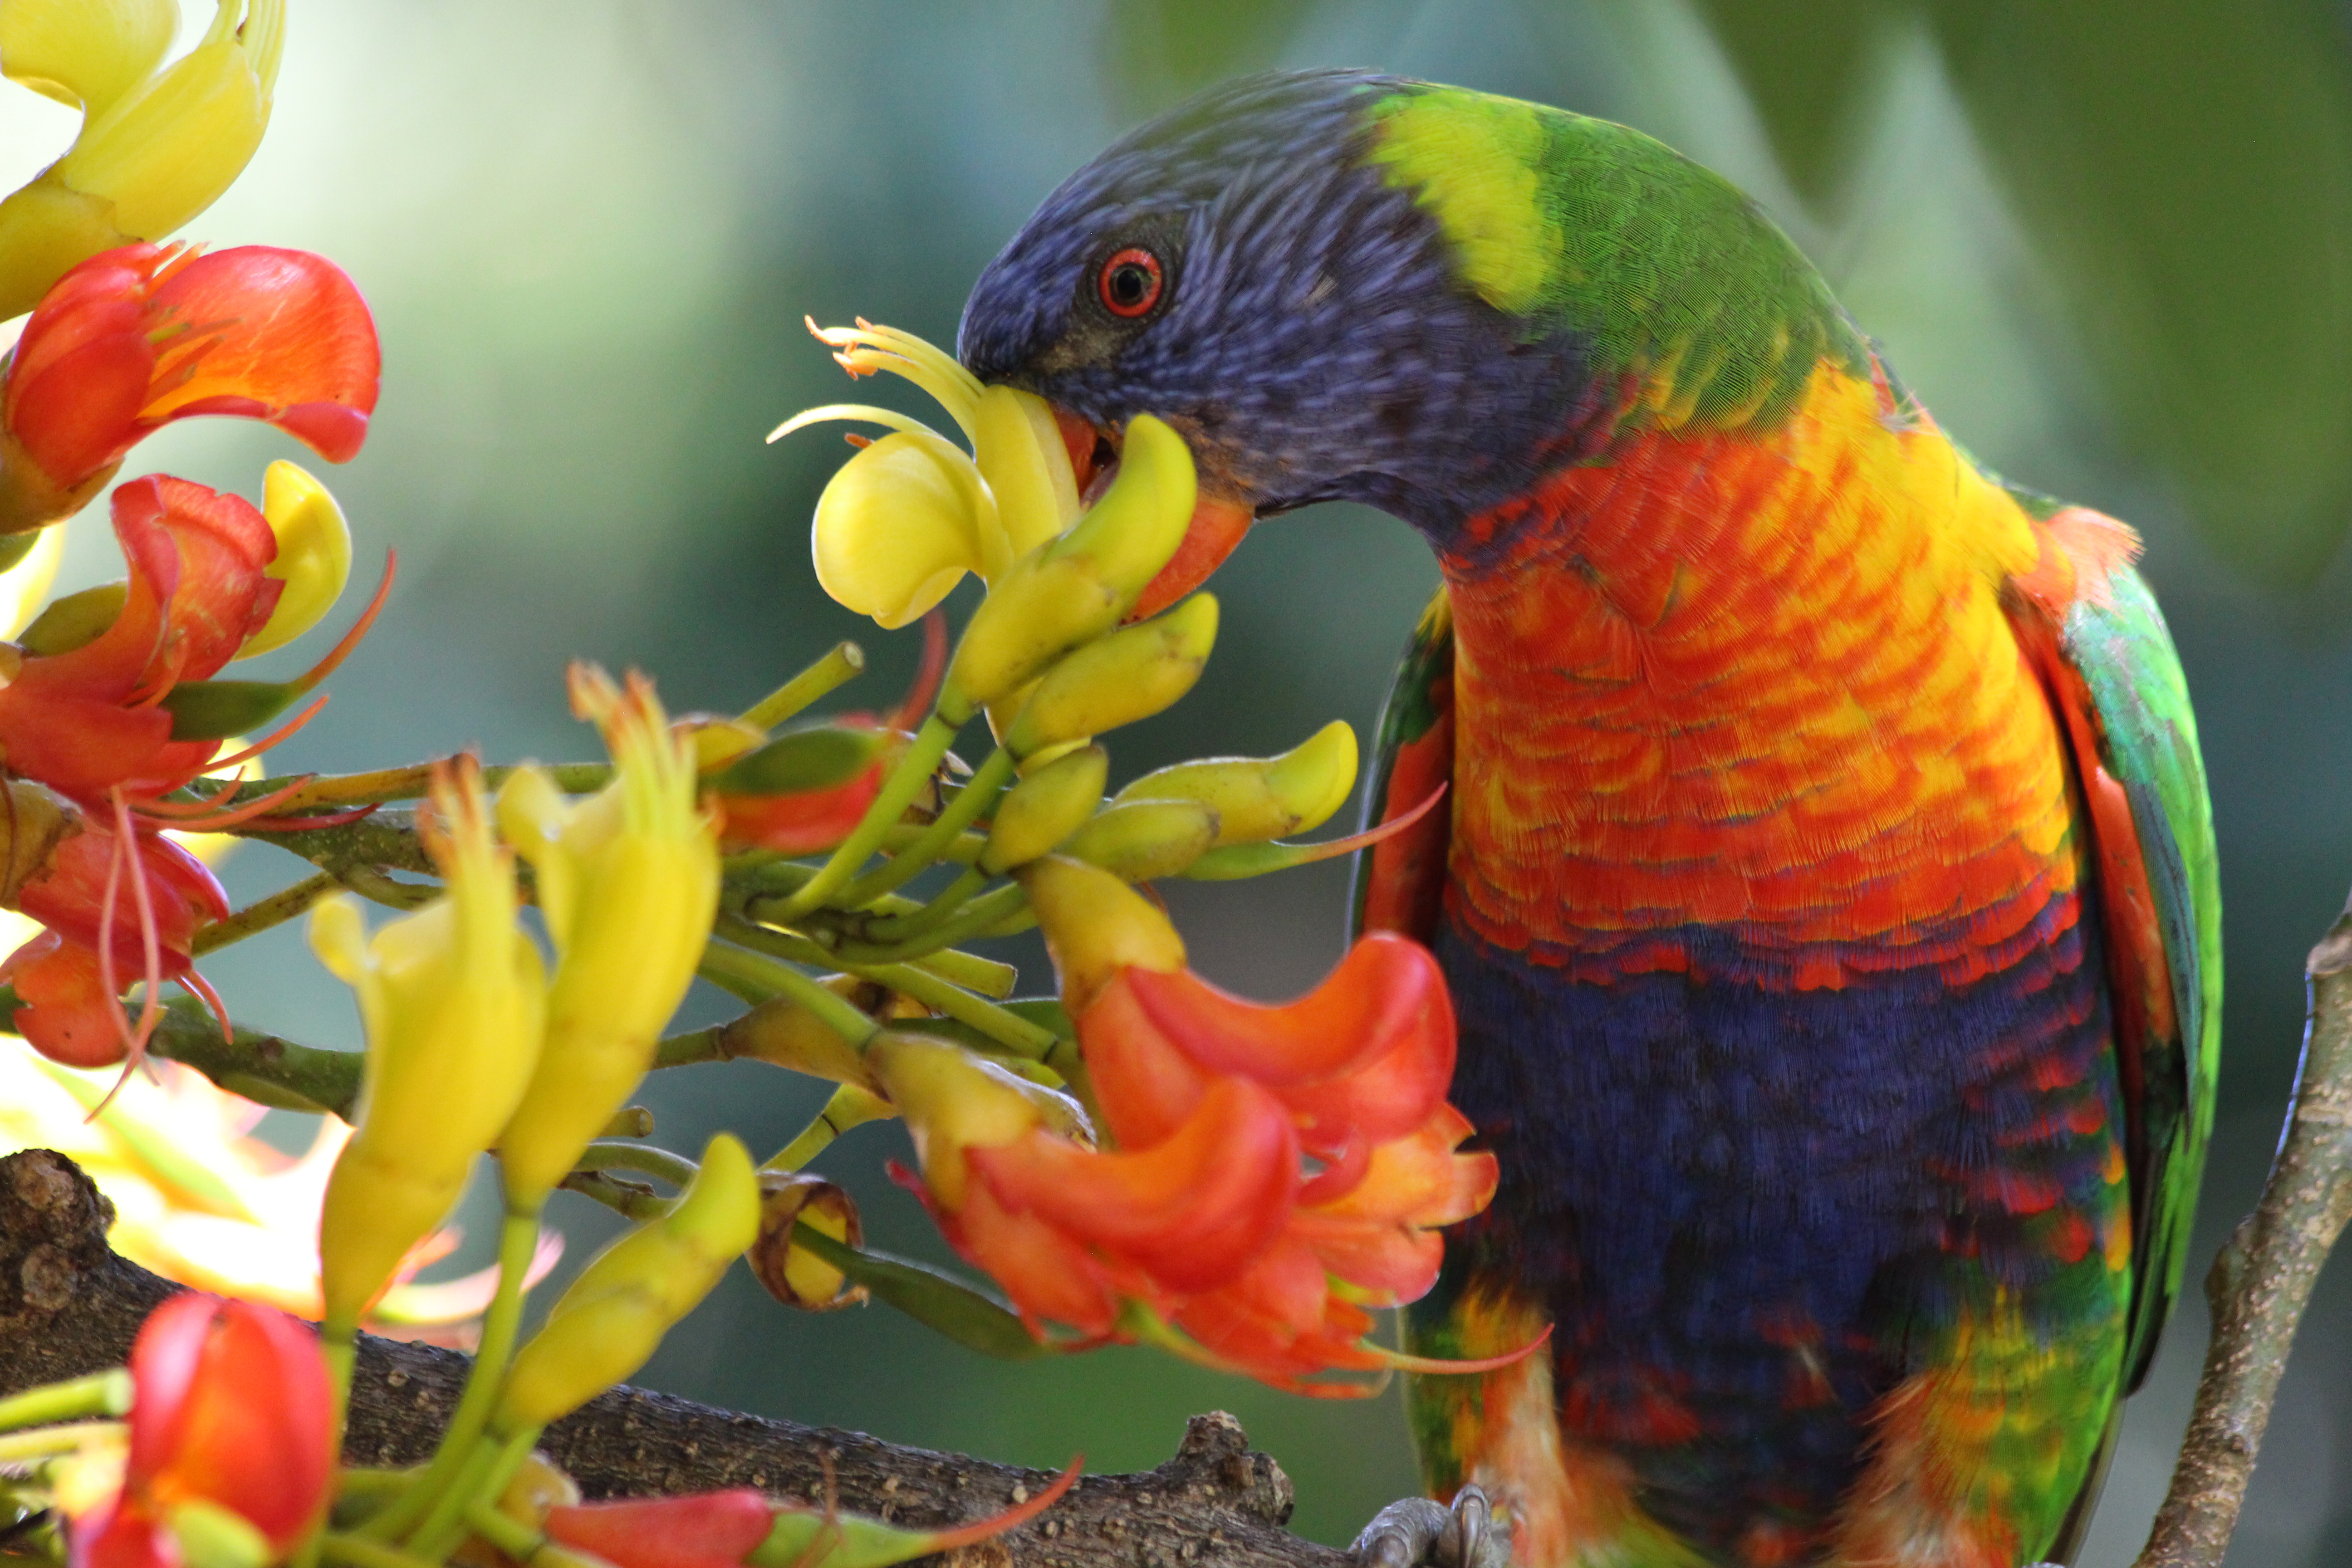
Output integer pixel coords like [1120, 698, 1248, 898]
[956, 69, 2219, 1568]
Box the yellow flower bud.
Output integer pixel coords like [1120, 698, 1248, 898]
[1061, 798, 1220, 882]
[1000, 594, 1217, 758]
[810, 429, 1003, 629]
[943, 414, 1196, 714]
[0, 0, 284, 317]
[495, 1134, 760, 1432]
[717, 978, 876, 1085]
[235, 460, 353, 657]
[1014, 856, 1187, 1015]
[866, 1033, 1090, 1210]
[313, 760, 548, 1332]
[0, 0, 175, 115]
[1110, 719, 1359, 846]
[970, 384, 1079, 555]
[496, 667, 721, 1210]
[978, 744, 1107, 874]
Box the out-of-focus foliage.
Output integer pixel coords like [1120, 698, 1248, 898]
[1694, 0, 2352, 586]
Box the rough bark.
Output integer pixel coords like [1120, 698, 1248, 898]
[0, 1148, 1346, 1568]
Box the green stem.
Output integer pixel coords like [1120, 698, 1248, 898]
[774, 713, 960, 918]
[879, 822, 988, 864]
[558, 1168, 675, 1222]
[411, 1427, 537, 1563]
[462, 1498, 542, 1560]
[317, 1535, 445, 1568]
[0, 1369, 127, 1433]
[322, 1324, 358, 1461]
[0, 1419, 121, 1464]
[740, 641, 865, 729]
[833, 882, 1030, 963]
[699, 941, 882, 1047]
[362, 1209, 540, 1542]
[343, 866, 441, 912]
[854, 960, 1057, 1057]
[192, 870, 342, 956]
[762, 1082, 894, 1173]
[857, 866, 988, 944]
[238, 762, 611, 815]
[572, 1140, 699, 1188]
[833, 747, 1014, 908]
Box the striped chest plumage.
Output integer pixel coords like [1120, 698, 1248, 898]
[1407, 366, 2133, 1566]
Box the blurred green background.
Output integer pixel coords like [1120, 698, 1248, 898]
[5, 2, 2352, 1563]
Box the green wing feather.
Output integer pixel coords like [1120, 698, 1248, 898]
[1350, 587, 1456, 945]
[2063, 565, 2224, 1393]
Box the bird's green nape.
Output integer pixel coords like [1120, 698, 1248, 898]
[1361, 83, 1870, 433]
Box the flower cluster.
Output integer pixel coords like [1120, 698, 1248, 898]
[886, 858, 1497, 1391]
[0, 239, 382, 1068]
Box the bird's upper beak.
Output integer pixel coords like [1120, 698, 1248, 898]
[1052, 404, 1255, 621]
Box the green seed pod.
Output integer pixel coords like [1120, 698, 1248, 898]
[1060, 798, 1220, 882]
[980, 745, 1108, 873]
[1110, 719, 1358, 845]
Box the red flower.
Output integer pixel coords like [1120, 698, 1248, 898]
[0, 475, 284, 802]
[544, 1490, 775, 1568]
[5, 804, 228, 1068]
[71, 1294, 334, 1568]
[1, 245, 378, 532]
[894, 858, 1502, 1392]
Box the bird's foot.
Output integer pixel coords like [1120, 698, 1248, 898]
[1351, 1485, 1510, 1568]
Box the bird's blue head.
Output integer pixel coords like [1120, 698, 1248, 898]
[956, 69, 1596, 558]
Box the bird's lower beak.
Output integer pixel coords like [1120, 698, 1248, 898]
[1052, 404, 1255, 621]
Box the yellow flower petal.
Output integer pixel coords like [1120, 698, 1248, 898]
[56, 0, 282, 240]
[811, 428, 999, 628]
[236, 460, 353, 658]
[0, 524, 65, 641]
[973, 384, 1080, 556]
[0, 0, 176, 113]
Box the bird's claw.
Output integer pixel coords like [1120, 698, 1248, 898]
[1350, 1485, 1509, 1568]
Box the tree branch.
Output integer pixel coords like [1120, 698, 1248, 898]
[0, 1149, 1346, 1568]
[2135, 888, 2352, 1567]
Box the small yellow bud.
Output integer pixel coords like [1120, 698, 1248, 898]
[235, 461, 353, 657]
[1061, 798, 1220, 882]
[314, 760, 548, 1332]
[810, 429, 1001, 629]
[495, 1134, 760, 1433]
[944, 415, 1196, 714]
[497, 668, 721, 1210]
[0, 521, 65, 641]
[970, 384, 1079, 556]
[1015, 856, 1187, 1015]
[979, 744, 1107, 874]
[1000, 594, 1217, 758]
[750, 1171, 866, 1310]
[866, 1033, 1091, 1209]
[1111, 719, 1359, 845]
[0, 0, 176, 115]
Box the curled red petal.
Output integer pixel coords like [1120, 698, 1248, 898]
[716, 762, 887, 854]
[967, 1077, 1299, 1295]
[139, 1298, 333, 1546]
[944, 1180, 1125, 1336]
[10, 938, 128, 1068]
[544, 1490, 776, 1568]
[1074, 969, 1213, 1149]
[1119, 934, 1458, 1142]
[4, 247, 169, 485]
[141, 247, 380, 461]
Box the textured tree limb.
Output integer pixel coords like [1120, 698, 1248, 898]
[0, 1148, 1346, 1568]
[2134, 888, 2352, 1568]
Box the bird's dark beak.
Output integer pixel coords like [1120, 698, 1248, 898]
[1051, 404, 1256, 621]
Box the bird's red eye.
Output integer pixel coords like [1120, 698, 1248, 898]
[1098, 248, 1164, 318]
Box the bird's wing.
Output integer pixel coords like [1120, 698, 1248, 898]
[2007, 531, 2222, 1397]
[1352, 587, 1456, 945]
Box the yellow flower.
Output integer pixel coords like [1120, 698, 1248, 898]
[235, 459, 352, 658]
[311, 757, 548, 1335]
[769, 320, 1080, 627]
[493, 665, 720, 1210]
[0, 0, 284, 318]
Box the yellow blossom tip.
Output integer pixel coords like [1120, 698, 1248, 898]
[0, 0, 176, 114]
[765, 403, 945, 446]
[238, 461, 353, 658]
